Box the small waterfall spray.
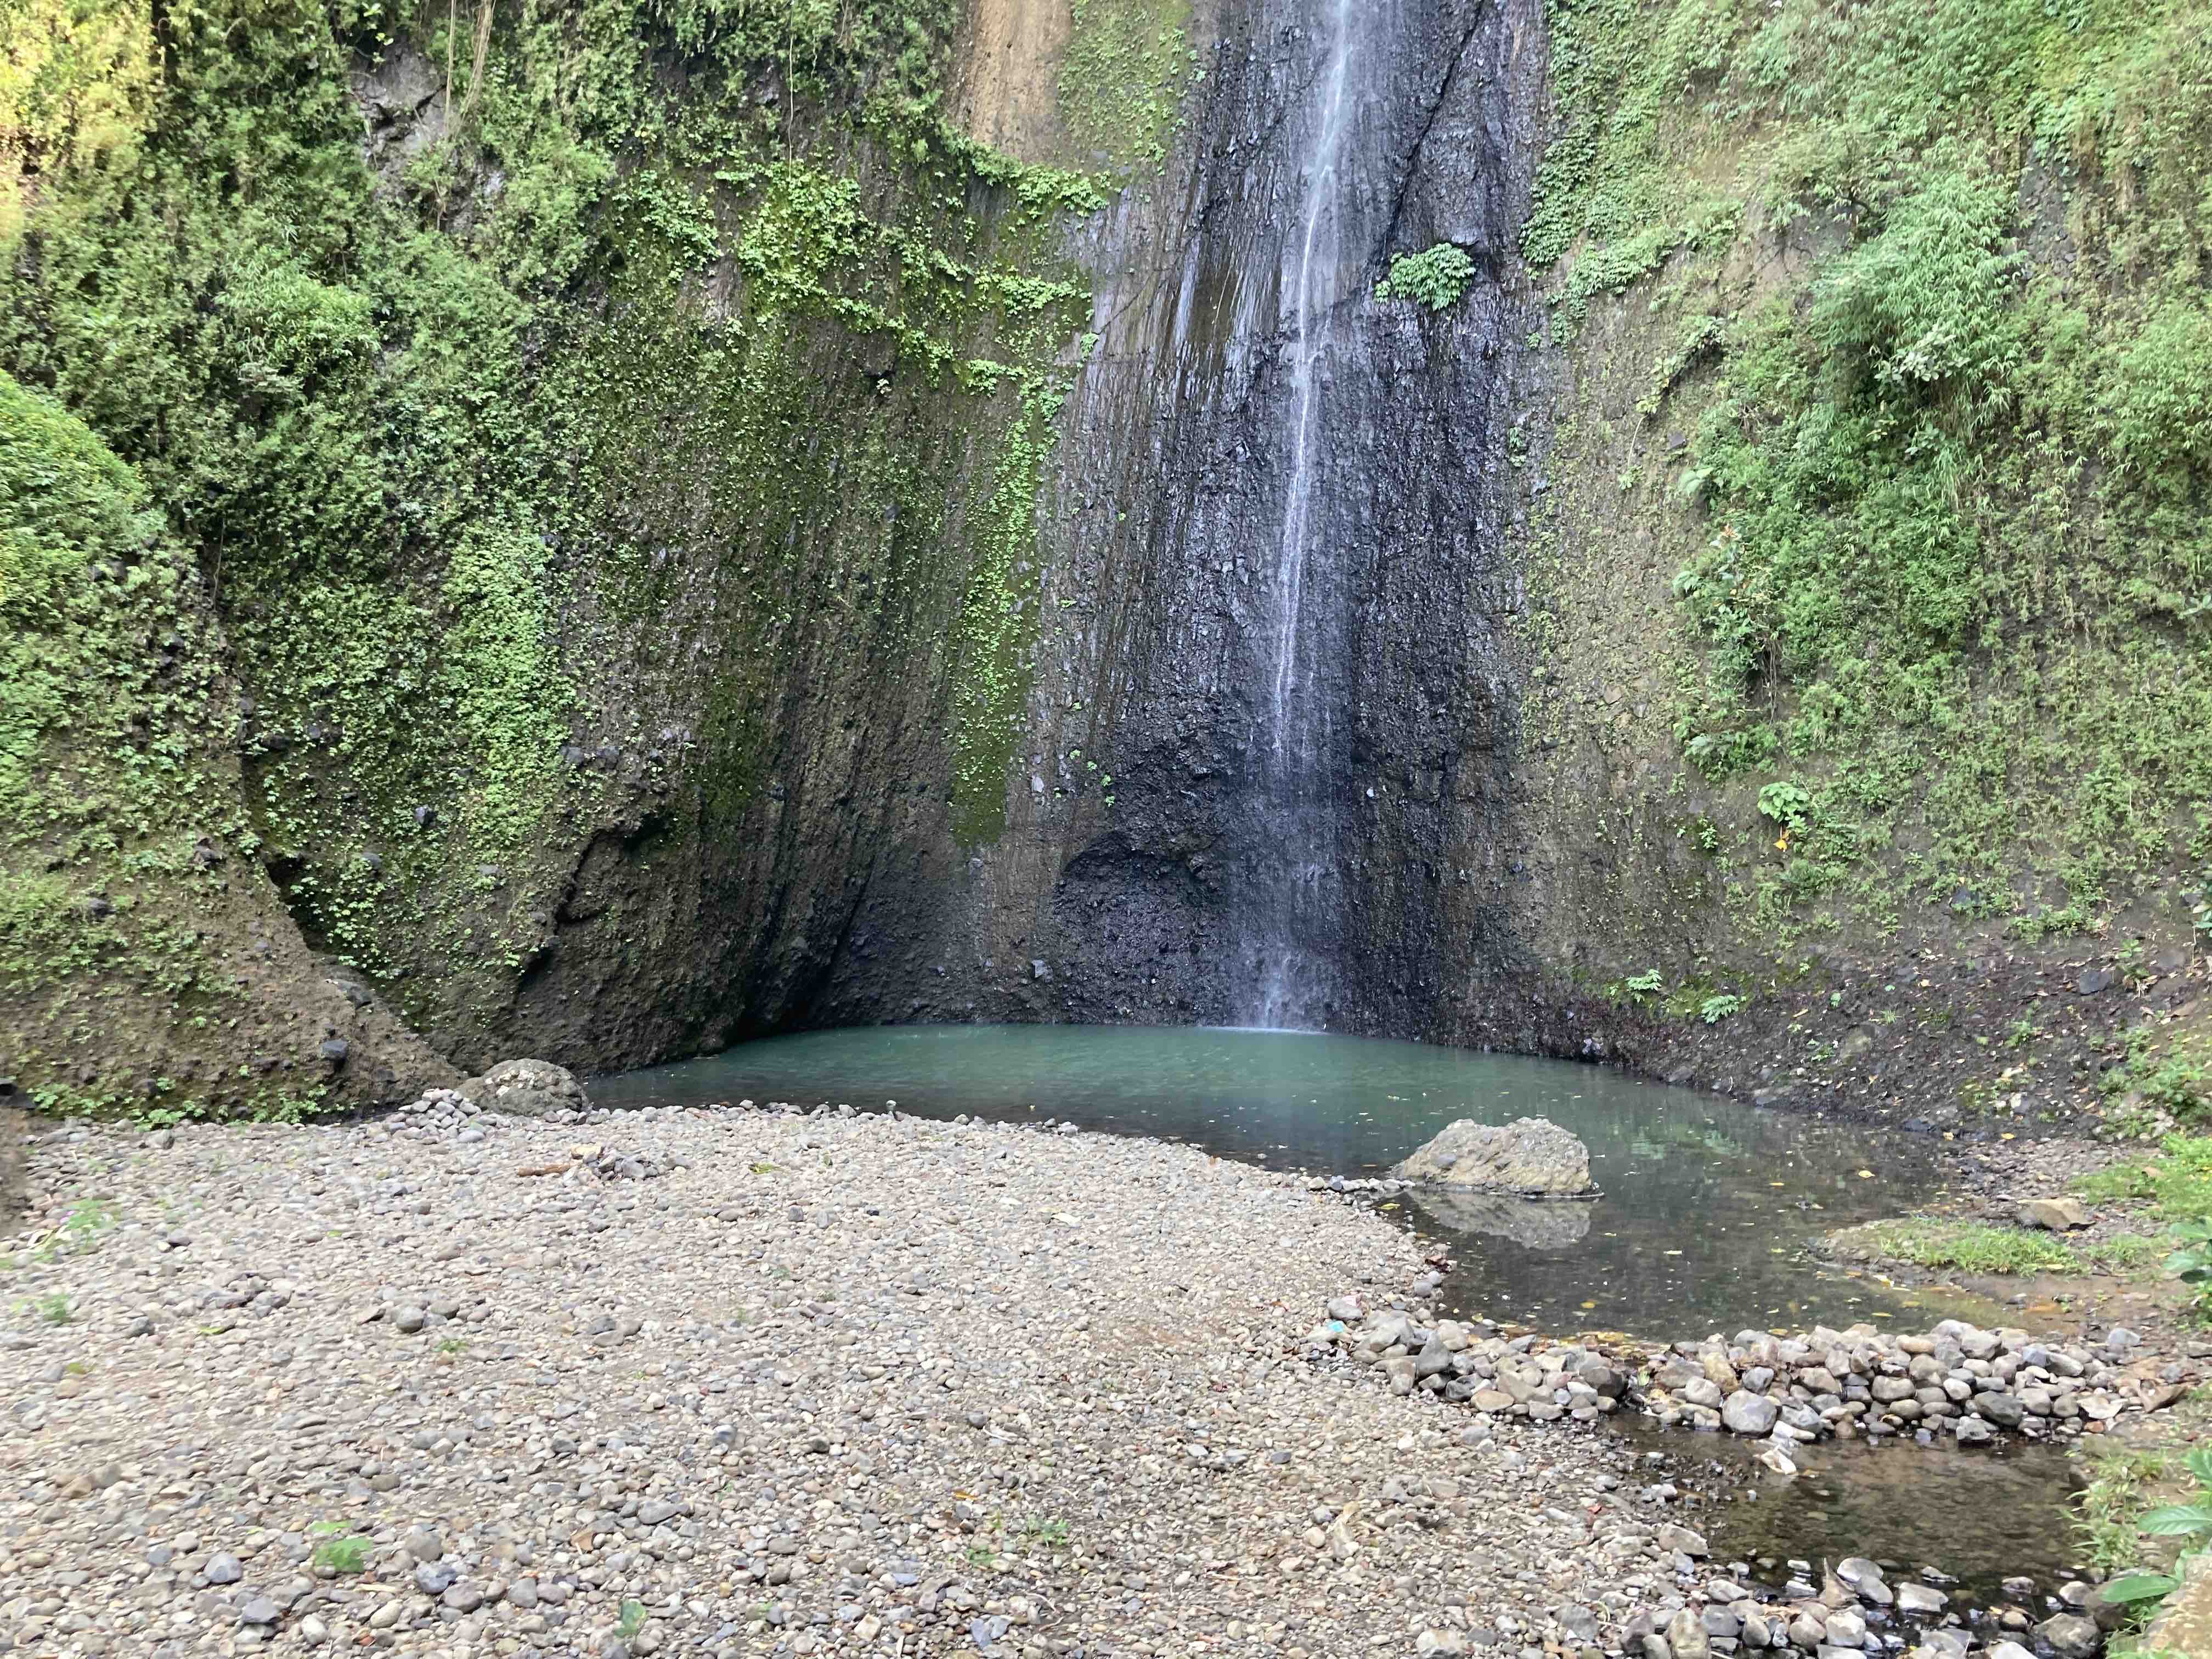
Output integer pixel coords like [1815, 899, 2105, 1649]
[1247, 0, 1364, 1030]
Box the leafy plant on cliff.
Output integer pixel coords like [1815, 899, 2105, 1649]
[1375, 244, 1477, 312]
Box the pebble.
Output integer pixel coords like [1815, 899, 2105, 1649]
[0, 1098, 1712, 1658]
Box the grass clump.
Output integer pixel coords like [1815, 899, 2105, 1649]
[1020, 1514, 1071, 1548]
[2078, 1446, 2179, 1573]
[308, 1523, 370, 1574]
[2078, 1135, 2212, 1222]
[1853, 1217, 2079, 1274]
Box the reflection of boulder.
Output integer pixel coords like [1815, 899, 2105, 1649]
[1393, 1116, 1593, 1194]
[1407, 1186, 1596, 1249]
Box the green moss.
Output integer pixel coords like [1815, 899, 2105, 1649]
[1527, 0, 2212, 950]
[2, 0, 1101, 1092]
[1059, 0, 1197, 170]
[0, 370, 251, 1107]
[949, 370, 1068, 843]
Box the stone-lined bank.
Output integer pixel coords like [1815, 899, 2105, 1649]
[1310, 1300, 2192, 1453]
[1308, 1301, 2162, 1659]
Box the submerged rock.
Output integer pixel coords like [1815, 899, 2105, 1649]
[1393, 1116, 1593, 1195]
[466, 1058, 588, 1119]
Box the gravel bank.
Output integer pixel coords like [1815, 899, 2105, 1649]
[2, 1102, 1663, 1658]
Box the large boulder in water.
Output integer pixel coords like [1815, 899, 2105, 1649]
[465, 1058, 588, 1119]
[1393, 1116, 1593, 1195]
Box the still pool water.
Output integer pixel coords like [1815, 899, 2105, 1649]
[594, 1024, 1983, 1338]
[1626, 1417, 2088, 1606]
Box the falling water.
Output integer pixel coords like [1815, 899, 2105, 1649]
[1269, 0, 1359, 747]
[1248, 0, 1364, 1030]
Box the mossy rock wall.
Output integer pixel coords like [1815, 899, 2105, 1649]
[1493, 0, 2212, 1124]
[1, 374, 453, 1116]
[0, 0, 1108, 1112]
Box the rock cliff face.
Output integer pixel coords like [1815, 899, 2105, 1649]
[5, 0, 2207, 1122]
[3, 0, 1103, 1111]
[833, 0, 1550, 1041]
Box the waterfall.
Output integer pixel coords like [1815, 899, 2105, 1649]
[1021, 0, 1519, 1042]
[1269, 0, 1358, 751]
[1246, 0, 1365, 1031]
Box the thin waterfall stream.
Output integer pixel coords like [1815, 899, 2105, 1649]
[1247, 0, 1369, 1031]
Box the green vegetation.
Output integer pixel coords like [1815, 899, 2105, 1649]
[949, 370, 1071, 842]
[1526, 0, 2212, 944]
[308, 1524, 371, 1574]
[1375, 244, 1477, 312]
[2098, 1446, 2212, 1624]
[60, 1199, 116, 1251]
[2080, 1445, 2180, 1573]
[2078, 1135, 2212, 1219]
[1059, 0, 1197, 169]
[0, 373, 259, 1113]
[2166, 1219, 2212, 1318]
[2091, 1131, 2212, 1317]
[1622, 968, 1666, 1002]
[1, 0, 1105, 1110]
[617, 1600, 647, 1640]
[1851, 1201, 2200, 1283]
[2102, 1015, 2212, 1127]
[1020, 1514, 1071, 1548]
[1850, 1217, 2080, 1275]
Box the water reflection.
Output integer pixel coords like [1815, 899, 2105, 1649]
[595, 1024, 1953, 1336]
